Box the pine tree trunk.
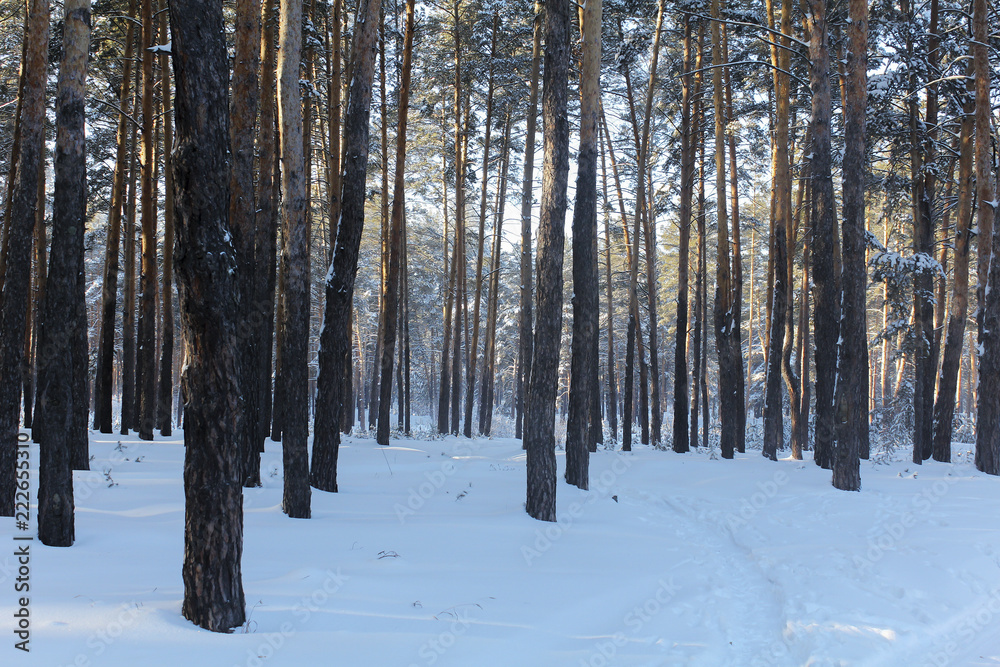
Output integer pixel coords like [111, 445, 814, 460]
[711, 0, 737, 460]
[598, 119, 619, 443]
[37, 0, 90, 546]
[121, 109, 139, 436]
[376, 0, 415, 446]
[169, 0, 246, 631]
[932, 69, 974, 462]
[973, 0, 999, 475]
[231, 0, 261, 483]
[808, 0, 839, 470]
[156, 0, 175, 438]
[832, 0, 868, 491]
[276, 0, 311, 518]
[525, 0, 569, 522]
[479, 111, 513, 437]
[257, 0, 279, 447]
[136, 0, 158, 441]
[516, 1, 542, 442]
[311, 0, 382, 491]
[93, 0, 136, 434]
[565, 0, 601, 489]
[464, 12, 499, 439]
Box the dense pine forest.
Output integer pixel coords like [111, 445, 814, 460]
[1, 0, 1000, 639]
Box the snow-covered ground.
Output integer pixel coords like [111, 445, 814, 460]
[4, 428, 1000, 666]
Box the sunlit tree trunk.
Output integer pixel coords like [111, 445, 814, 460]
[37, 0, 91, 546]
[525, 0, 569, 522]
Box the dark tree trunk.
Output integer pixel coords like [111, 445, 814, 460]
[672, 14, 694, 454]
[479, 111, 513, 437]
[565, 0, 601, 489]
[832, 0, 868, 491]
[169, 0, 246, 631]
[37, 0, 91, 546]
[710, 0, 737, 460]
[156, 0, 175, 438]
[525, 0, 569, 522]
[136, 0, 158, 442]
[231, 0, 261, 484]
[516, 1, 542, 441]
[973, 0, 999, 475]
[276, 0, 311, 518]
[93, 0, 136, 434]
[0, 0, 48, 517]
[311, 0, 382, 491]
[808, 0, 839, 470]
[932, 69, 974, 462]
[598, 118, 618, 443]
[376, 0, 415, 446]
[464, 12, 498, 439]
[256, 0, 279, 449]
[121, 113, 139, 436]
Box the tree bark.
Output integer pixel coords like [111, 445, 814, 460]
[1, 0, 48, 516]
[156, 0, 175, 437]
[93, 0, 136, 434]
[257, 0, 280, 448]
[276, 0, 311, 518]
[565, 0, 601, 489]
[932, 69, 974, 462]
[516, 1, 542, 441]
[525, 0, 569, 522]
[807, 0, 839, 470]
[973, 0, 999, 475]
[832, 0, 868, 491]
[136, 0, 158, 441]
[376, 0, 415, 446]
[311, 0, 382, 491]
[37, 0, 91, 546]
[169, 0, 246, 631]
[231, 0, 261, 484]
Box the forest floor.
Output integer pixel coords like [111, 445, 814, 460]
[4, 424, 1000, 666]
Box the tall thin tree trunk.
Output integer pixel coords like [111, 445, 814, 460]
[37, 0, 91, 546]
[277, 0, 311, 518]
[525, 0, 570, 522]
[516, 1, 543, 441]
[231, 0, 261, 483]
[121, 105, 139, 435]
[156, 0, 175, 437]
[257, 0, 280, 447]
[833, 0, 868, 491]
[565, 0, 601, 489]
[808, 0, 839, 470]
[464, 12, 499, 438]
[136, 0, 158, 441]
[376, 0, 415, 446]
[711, 0, 736, 460]
[93, 0, 136, 434]
[169, 0, 246, 631]
[311, 0, 382, 491]
[932, 69, 974, 462]
[973, 0, 998, 475]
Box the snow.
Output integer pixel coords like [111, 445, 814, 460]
[6, 430, 1000, 666]
[146, 42, 171, 54]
